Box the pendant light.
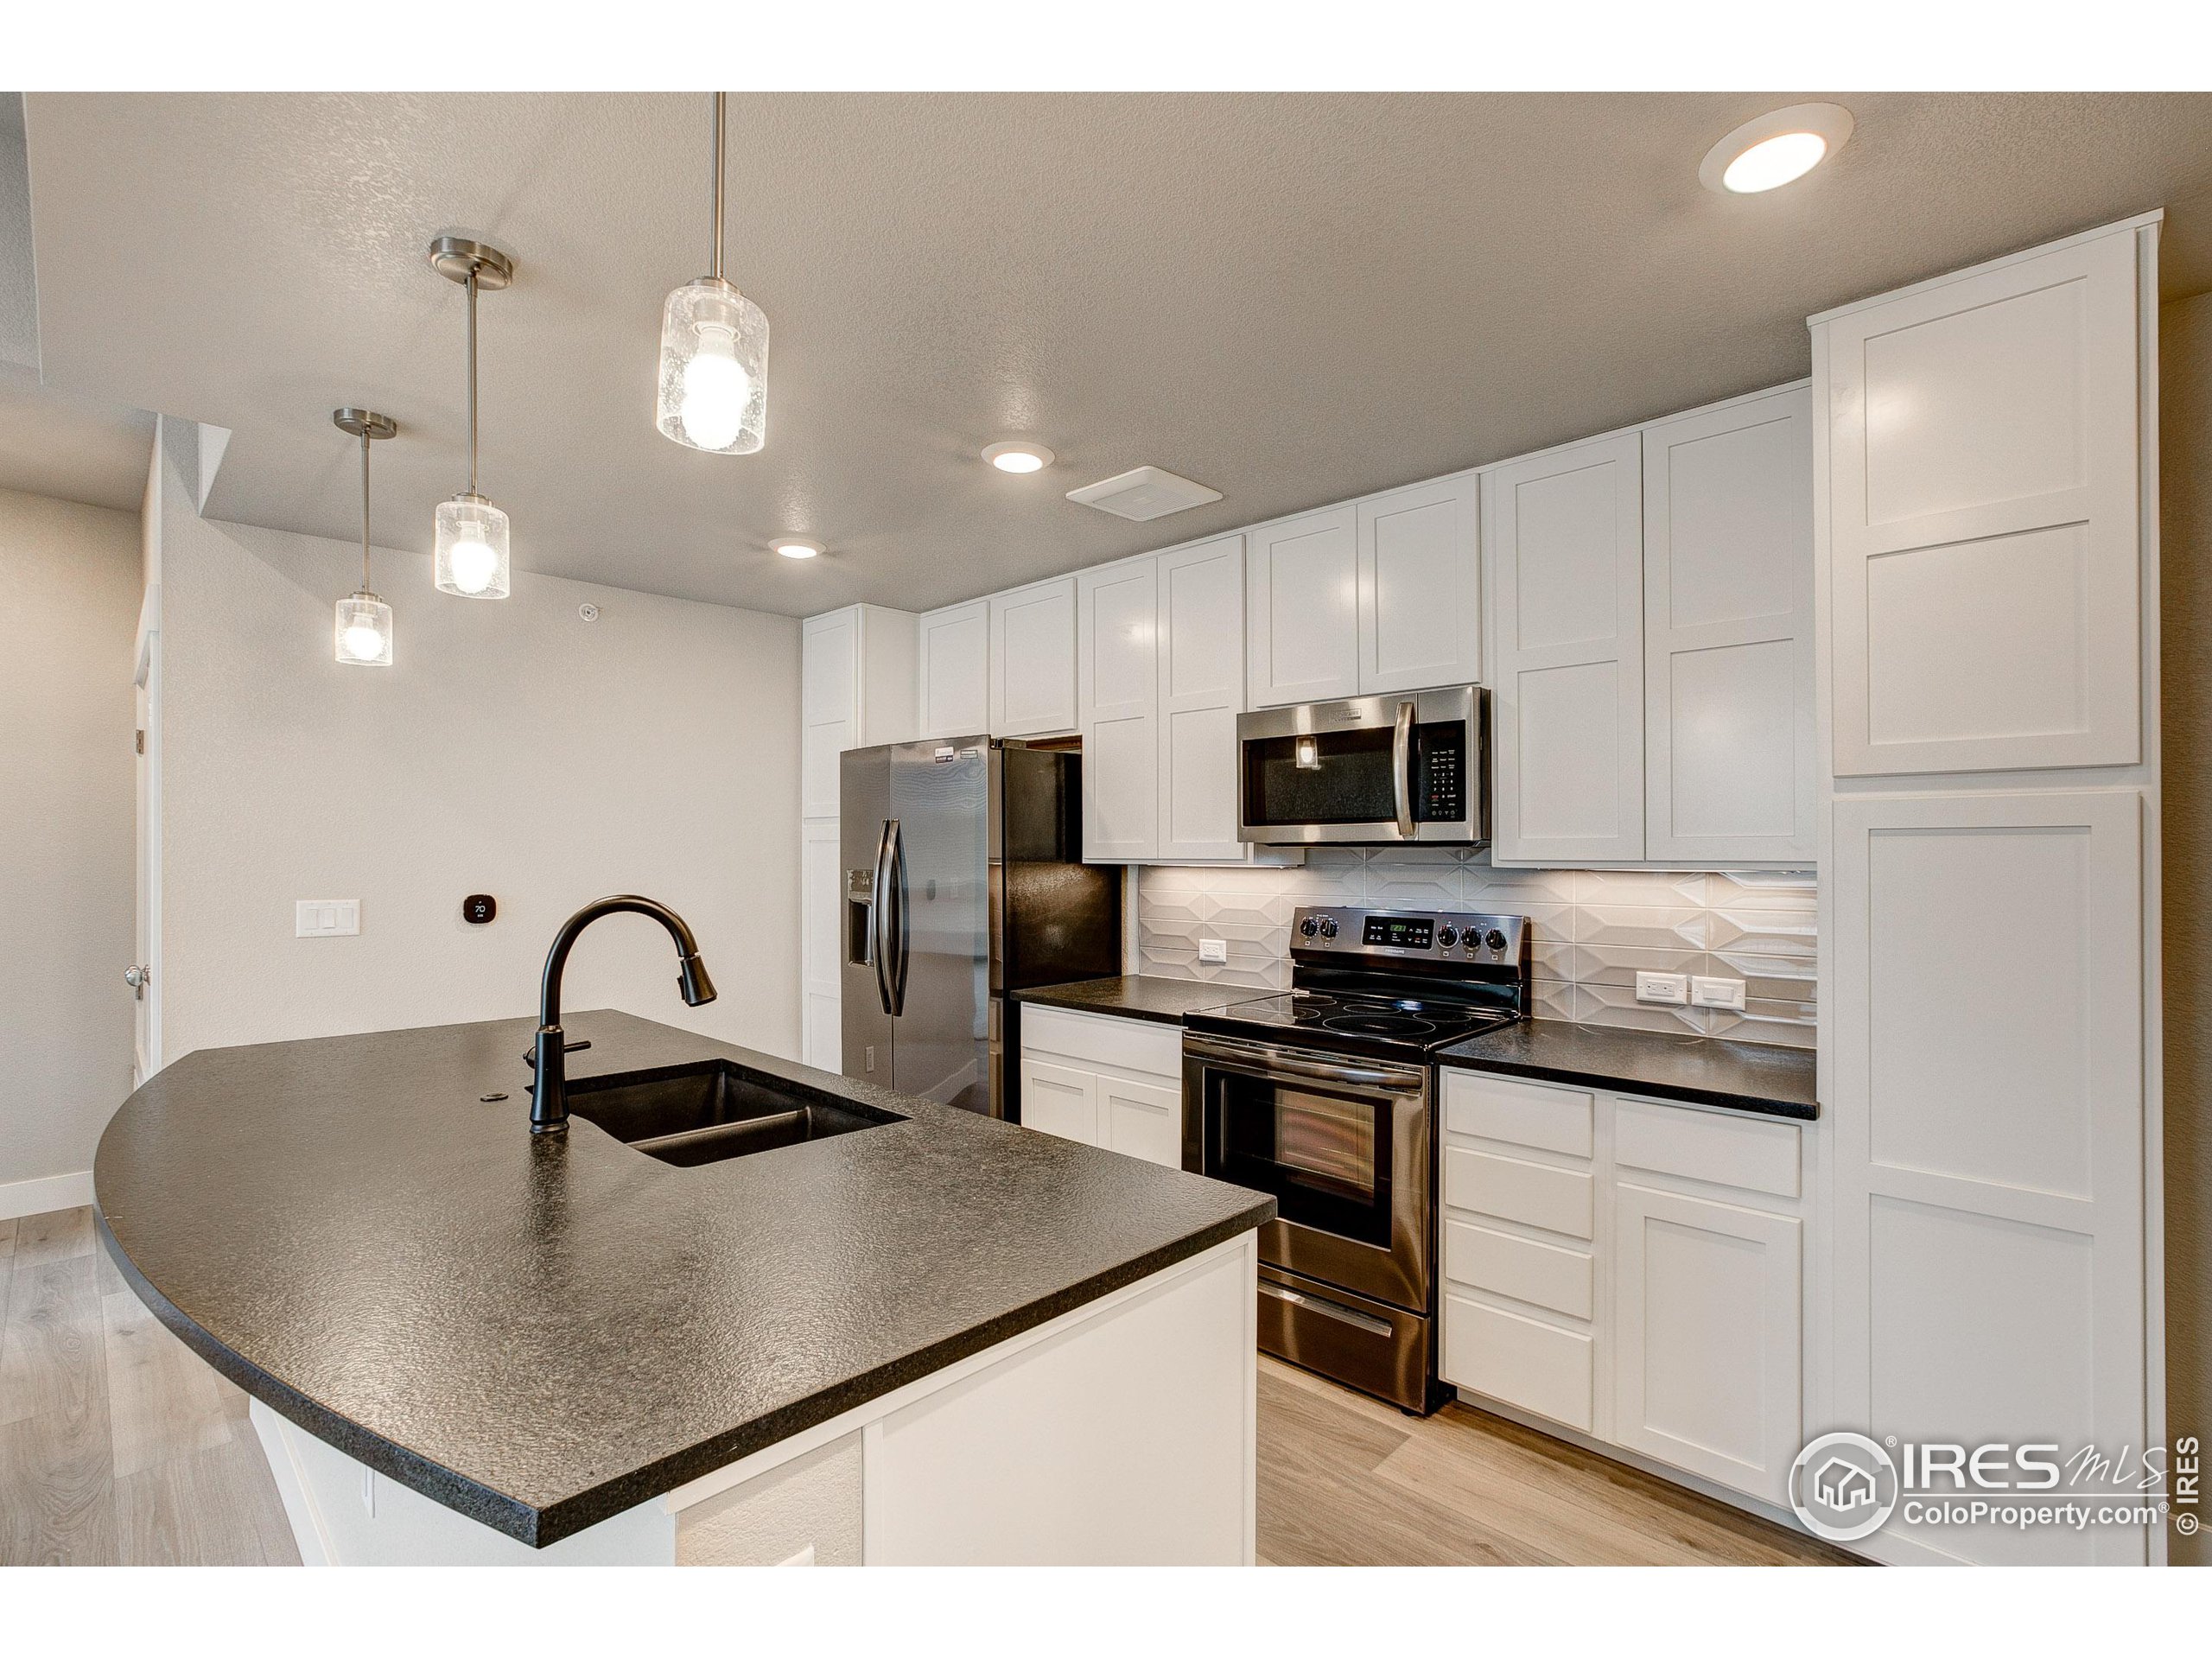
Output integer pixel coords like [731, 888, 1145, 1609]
[656, 92, 769, 454]
[427, 236, 516, 598]
[332, 408, 397, 667]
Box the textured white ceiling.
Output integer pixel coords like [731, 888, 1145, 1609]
[23, 92, 2212, 615]
[0, 366, 154, 512]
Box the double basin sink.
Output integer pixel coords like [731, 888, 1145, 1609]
[566, 1060, 903, 1168]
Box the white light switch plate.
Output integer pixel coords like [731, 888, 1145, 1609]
[1197, 938, 1229, 964]
[1691, 975, 1747, 1011]
[296, 899, 359, 938]
[1635, 971, 1689, 1006]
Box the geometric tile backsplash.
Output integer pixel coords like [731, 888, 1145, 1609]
[1135, 849, 1816, 1048]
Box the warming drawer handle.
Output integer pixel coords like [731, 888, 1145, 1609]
[1258, 1279, 1395, 1338]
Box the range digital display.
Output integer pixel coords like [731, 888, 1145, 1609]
[1362, 916, 1433, 950]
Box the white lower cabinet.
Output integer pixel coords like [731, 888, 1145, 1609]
[1438, 1067, 1805, 1516]
[1016, 1006, 1185, 1167]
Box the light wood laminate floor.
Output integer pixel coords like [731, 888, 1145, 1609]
[2, 1207, 1851, 1567]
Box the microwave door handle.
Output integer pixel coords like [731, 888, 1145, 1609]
[871, 819, 898, 1015]
[1391, 700, 1417, 840]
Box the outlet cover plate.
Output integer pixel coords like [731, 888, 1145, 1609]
[1635, 970, 1689, 1006]
[1197, 937, 1229, 964]
[1691, 975, 1747, 1011]
[296, 899, 359, 938]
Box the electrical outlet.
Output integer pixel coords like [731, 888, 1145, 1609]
[296, 899, 359, 938]
[1198, 938, 1229, 964]
[1635, 971, 1689, 1006]
[1691, 975, 1747, 1011]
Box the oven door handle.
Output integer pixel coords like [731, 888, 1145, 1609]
[1391, 699, 1417, 840]
[1183, 1033, 1427, 1094]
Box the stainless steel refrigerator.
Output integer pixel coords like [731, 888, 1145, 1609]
[840, 738, 1122, 1120]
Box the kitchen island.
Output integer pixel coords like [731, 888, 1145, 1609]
[92, 1011, 1273, 1565]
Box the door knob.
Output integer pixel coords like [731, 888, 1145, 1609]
[124, 964, 149, 997]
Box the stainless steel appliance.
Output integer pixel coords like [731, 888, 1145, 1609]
[1182, 905, 1530, 1412]
[842, 738, 1121, 1120]
[1236, 684, 1490, 847]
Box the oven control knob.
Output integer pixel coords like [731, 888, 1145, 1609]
[1300, 916, 1319, 938]
[1437, 925, 1458, 948]
[1484, 928, 1507, 951]
[1318, 917, 1338, 939]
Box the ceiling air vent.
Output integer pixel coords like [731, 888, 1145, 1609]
[1065, 466, 1223, 522]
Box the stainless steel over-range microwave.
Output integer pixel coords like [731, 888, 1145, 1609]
[1236, 685, 1490, 847]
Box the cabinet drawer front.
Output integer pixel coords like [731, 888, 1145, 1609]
[1444, 1218, 1592, 1320]
[1018, 1059, 1098, 1147]
[1442, 1071, 1594, 1157]
[1612, 1097, 1800, 1198]
[1443, 1147, 1593, 1240]
[1442, 1294, 1593, 1430]
[1101, 1074, 1182, 1169]
[1020, 1007, 1182, 1079]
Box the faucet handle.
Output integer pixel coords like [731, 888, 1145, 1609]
[522, 1039, 592, 1067]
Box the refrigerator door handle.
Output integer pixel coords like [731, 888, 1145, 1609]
[870, 819, 898, 1015]
[886, 819, 910, 1017]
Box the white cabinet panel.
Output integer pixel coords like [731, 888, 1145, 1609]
[1611, 1097, 1800, 1199]
[1019, 1058, 1099, 1147]
[801, 611, 858, 820]
[1441, 1070, 1593, 1157]
[1156, 536, 1247, 861]
[1245, 506, 1359, 707]
[988, 578, 1077, 737]
[1487, 434, 1645, 863]
[1077, 560, 1160, 861]
[917, 601, 991, 740]
[1357, 473, 1480, 694]
[1444, 1218, 1592, 1321]
[1822, 229, 2142, 774]
[1441, 1294, 1593, 1431]
[1444, 1146, 1594, 1240]
[1102, 1074, 1182, 1168]
[801, 819, 841, 1070]
[1611, 1183, 1802, 1505]
[1643, 387, 1815, 862]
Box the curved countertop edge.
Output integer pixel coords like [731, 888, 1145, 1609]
[1436, 1019, 1818, 1121]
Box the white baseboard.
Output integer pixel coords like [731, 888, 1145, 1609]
[0, 1169, 95, 1221]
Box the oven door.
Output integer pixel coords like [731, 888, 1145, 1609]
[1182, 1033, 1433, 1313]
[1236, 685, 1486, 846]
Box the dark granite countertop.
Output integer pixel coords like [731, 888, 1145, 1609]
[1438, 1019, 1818, 1120]
[92, 1010, 1272, 1548]
[1014, 975, 1246, 1026]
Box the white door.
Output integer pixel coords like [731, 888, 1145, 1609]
[1642, 388, 1815, 864]
[1100, 1073, 1181, 1167]
[917, 601, 991, 739]
[1077, 560, 1160, 861]
[1830, 788, 2147, 1564]
[1611, 1182, 1802, 1505]
[1244, 506, 1358, 708]
[1357, 472, 1481, 695]
[800, 818, 842, 1071]
[801, 610, 858, 820]
[130, 614, 161, 1082]
[989, 577, 1077, 737]
[1018, 1058, 1099, 1146]
[1821, 229, 2142, 775]
[1156, 536, 1247, 861]
[1485, 434, 1644, 864]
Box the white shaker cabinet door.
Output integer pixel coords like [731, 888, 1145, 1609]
[1078, 559, 1161, 861]
[917, 600, 991, 740]
[1245, 505, 1359, 708]
[1821, 229, 2143, 775]
[800, 817, 842, 1071]
[1156, 535, 1248, 861]
[1485, 434, 1645, 864]
[989, 577, 1077, 737]
[1642, 387, 1815, 864]
[801, 610, 859, 820]
[1357, 472, 1481, 695]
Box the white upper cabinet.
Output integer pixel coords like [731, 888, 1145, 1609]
[916, 600, 991, 740]
[1357, 472, 1482, 695]
[1246, 505, 1359, 707]
[1077, 558, 1160, 861]
[1486, 433, 1646, 864]
[1820, 230, 2142, 775]
[1156, 537, 1247, 861]
[988, 576, 1077, 737]
[1642, 388, 1815, 864]
[801, 605, 917, 819]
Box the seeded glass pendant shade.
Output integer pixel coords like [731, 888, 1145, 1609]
[428, 236, 515, 598]
[657, 93, 770, 454]
[332, 408, 397, 668]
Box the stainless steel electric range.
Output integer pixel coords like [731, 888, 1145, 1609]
[1182, 905, 1531, 1413]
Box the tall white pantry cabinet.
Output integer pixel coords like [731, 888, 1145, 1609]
[1810, 213, 2164, 1566]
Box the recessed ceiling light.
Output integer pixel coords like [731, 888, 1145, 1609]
[1699, 103, 1855, 195]
[773, 538, 822, 560]
[982, 441, 1054, 474]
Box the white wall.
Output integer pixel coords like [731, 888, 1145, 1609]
[0, 486, 139, 1196]
[152, 439, 802, 1068]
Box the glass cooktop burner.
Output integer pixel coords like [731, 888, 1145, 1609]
[1190, 988, 1519, 1056]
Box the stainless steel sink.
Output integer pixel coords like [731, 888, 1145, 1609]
[566, 1061, 902, 1167]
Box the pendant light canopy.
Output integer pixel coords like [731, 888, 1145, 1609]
[428, 236, 515, 598]
[333, 408, 397, 667]
[657, 92, 769, 454]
